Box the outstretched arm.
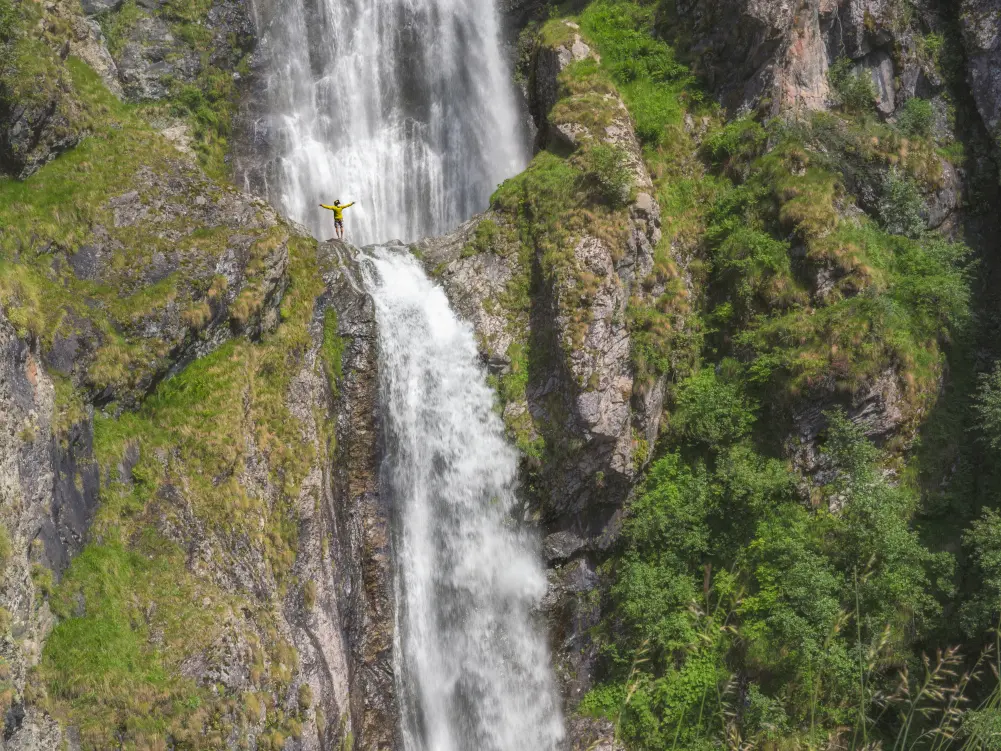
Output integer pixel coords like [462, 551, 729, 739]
[319, 204, 335, 211]
[343, 202, 355, 209]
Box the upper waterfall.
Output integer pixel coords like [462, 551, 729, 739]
[242, 0, 529, 245]
[361, 248, 564, 751]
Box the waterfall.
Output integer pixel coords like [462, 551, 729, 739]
[361, 247, 564, 751]
[244, 0, 529, 245]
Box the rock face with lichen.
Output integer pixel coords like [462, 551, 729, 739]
[0, 232, 392, 750]
[0, 310, 74, 751]
[672, 0, 1000, 166]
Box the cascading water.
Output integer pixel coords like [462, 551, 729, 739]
[361, 247, 564, 751]
[245, 0, 528, 245]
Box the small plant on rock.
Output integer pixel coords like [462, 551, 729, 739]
[579, 142, 632, 207]
[829, 57, 877, 114]
[897, 96, 935, 139]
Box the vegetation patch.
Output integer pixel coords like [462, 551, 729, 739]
[38, 235, 322, 749]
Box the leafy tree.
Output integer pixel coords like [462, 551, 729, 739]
[823, 411, 952, 638]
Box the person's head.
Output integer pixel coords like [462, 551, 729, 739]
[334, 200, 341, 206]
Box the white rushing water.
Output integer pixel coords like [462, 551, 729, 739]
[247, 0, 528, 245]
[361, 248, 564, 751]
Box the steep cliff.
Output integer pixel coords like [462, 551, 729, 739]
[0, 0, 399, 745]
[4, 0, 1001, 746]
[420, 0, 1000, 746]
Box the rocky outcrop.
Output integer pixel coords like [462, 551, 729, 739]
[27, 161, 293, 410]
[0, 312, 73, 748]
[960, 0, 1001, 139]
[0, 0, 128, 179]
[786, 368, 911, 482]
[115, 15, 200, 101]
[672, 0, 954, 118]
[81, 0, 255, 104]
[0, 236, 394, 749]
[0, 49, 84, 180]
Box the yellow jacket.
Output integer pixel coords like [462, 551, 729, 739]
[321, 202, 354, 221]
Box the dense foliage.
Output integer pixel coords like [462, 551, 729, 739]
[551, 0, 1001, 748]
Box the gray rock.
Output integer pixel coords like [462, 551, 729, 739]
[73, 19, 124, 99]
[833, 0, 896, 58]
[787, 368, 911, 483]
[317, 242, 399, 750]
[0, 312, 75, 750]
[3, 706, 65, 751]
[38, 163, 293, 408]
[925, 158, 962, 230]
[961, 0, 1001, 137]
[0, 89, 82, 179]
[80, 0, 122, 15]
[116, 14, 200, 101]
[857, 49, 896, 116]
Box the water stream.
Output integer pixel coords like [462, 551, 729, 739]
[244, 0, 528, 244]
[361, 248, 564, 751]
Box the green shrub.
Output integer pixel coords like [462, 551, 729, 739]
[897, 96, 934, 138]
[974, 363, 1001, 452]
[320, 308, 344, 398]
[702, 117, 767, 178]
[878, 168, 926, 238]
[578, 0, 690, 145]
[674, 367, 756, 445]
[461, 218, 499, 258]
[578, 142, 631, 206]
[708, 221, 799, 318]
[297, 682, 313, 710]
[303, 580, 317, 610]
[960, 508, 1001, 636]
[829, 57, 876, 113]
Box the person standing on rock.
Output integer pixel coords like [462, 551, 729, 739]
[320, 200, 356, 241]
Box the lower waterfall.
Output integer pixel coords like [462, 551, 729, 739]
[360, 247, 565, 751]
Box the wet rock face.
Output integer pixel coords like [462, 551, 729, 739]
[319, 243, 398, 751]
[961, 0, 1001, 138]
